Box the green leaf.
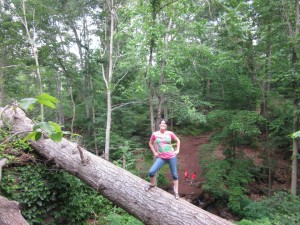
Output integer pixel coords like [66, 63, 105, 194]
[292, 131, 300, 139]
[35, 132, 42, 141]
[19, 98, 37, 111]
[23, 131, 38, 141]
[50, 132, 63, 142]
[48, 121, 62, 132]
[36, 93, 59, 103]
[36, 99, 56, 109]
[36, 93, 59, 109]
[33, 122, 55, 134]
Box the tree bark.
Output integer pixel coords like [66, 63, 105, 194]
[0, 196, 29, 225]
[0, 106, 233, 225]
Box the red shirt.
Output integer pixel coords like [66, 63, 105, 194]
[191, 173, 196, 180]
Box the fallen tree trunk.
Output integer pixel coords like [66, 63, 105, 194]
[0, 196, 29, 225]
[0, 106, 233, 225]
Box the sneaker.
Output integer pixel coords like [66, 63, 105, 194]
[174, 192, 180, 200]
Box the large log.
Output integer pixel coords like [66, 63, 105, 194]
[1, 106, 234, 225]
[0, 196, 29, 225]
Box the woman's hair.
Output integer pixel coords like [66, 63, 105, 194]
[160, 119, 168, 125]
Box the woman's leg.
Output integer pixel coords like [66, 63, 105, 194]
[148, 157, 166, 186]
[168, 157, 178, 193]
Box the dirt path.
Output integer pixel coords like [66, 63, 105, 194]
[164, 133, 211, 197]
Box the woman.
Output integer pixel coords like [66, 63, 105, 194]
[145, 119, 181, 199]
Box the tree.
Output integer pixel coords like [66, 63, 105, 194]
[101, 0, 117, 160]
[280, 0, 300, 195]
[20, 0, 44, 120]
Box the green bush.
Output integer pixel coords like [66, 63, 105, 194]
[201, 158, 254, 214]
[240, 192, 300, 224]
[1, 164, 141, 225]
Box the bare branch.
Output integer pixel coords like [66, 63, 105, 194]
[112, 101, 145, 111]
[0, 130, 32, 146]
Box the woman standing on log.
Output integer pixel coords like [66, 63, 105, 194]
[145, 119, 181, 199]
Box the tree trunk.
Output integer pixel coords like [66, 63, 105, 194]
[280, 0, 300, 195]
[21, 0, 44, 121]
[0, 196, 29, 225]
[90, 73, 98, 155]
[291, 95, 299, 195]
[71, 24, 90, 119]
[104, 0, 115, 161]
[156, 17, 172, 124]
[0, 106, 233, 225]
[0, 56, 4, 106]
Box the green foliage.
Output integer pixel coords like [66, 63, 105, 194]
[237, 218, 272, 225]
[201, 154, 254, 214]
[0, 164, 115, 225]
[19, 94, 71, 143]
[172, 94, 207, 126]
[207, 110, 265, 149]
[156, 173, 170, 187]
[240, 192, 300, 225]
[0, 131, 32, 163]
[291, 130, 300, 139]
[0, 170, 19, 198]
[23, 121, 70, 142]
[19, 93, 59, 111]
[112, 141, 138, 173]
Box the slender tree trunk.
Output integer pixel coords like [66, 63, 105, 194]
[291, 0, 300, 195]
[263, 25, 272, 196]
[71, 25, 90, 118]
[68, 87, 76, 134]
[148, 1, 159, 132]
[104, 0, 115, 160]
[90, 73, 98, 155]
[21, 0, 43, 121]
[0, 56, 4, 106]
[156, 17, 172, 124]
[291, 95, 299, 194]
[149, 81, 155, 133]
[55, 73, 64, 125]
[280, 0, 300, 195]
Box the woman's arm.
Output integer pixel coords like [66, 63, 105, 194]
[149, 135, 159, 157]
[172, 133, 180, 155]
